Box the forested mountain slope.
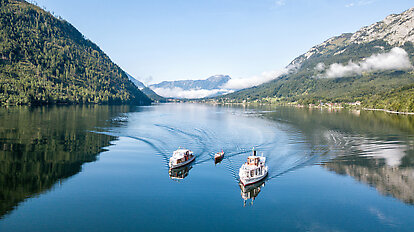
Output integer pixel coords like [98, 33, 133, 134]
[0, 0, 150, 105]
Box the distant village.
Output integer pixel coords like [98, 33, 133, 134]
[194, 97, 363, 110]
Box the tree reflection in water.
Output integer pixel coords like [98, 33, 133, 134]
[0, 105, 133, 218]
[262, 106, 414, 206]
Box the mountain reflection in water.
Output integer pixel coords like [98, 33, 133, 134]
[1, 104, 414, 232]
[0, 105, 133, 218]
[261, 106, 414, 205]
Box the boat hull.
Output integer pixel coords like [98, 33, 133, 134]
[169, 155, 195, 169]
[240, 171, 268, 186]
[214, 155, 224, 164]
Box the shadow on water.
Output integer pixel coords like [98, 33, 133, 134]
[0, 105, 139, 219]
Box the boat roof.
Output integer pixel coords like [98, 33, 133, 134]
[241, 164, 261, 171]
[248, 156, 266, 161]
[172, 149, 192, 158]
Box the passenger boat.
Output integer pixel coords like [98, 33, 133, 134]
[169, 148, 195, 168]
[239, 148, 268, 186]
[214, 150, 224, 163]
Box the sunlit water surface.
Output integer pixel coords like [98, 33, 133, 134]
[0, 103, 414, 231]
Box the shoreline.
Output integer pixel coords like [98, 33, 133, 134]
[199, 101, 414, 115]
[362, 108, 414, 115]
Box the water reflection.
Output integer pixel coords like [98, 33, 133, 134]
[0, 105, 134, 218]
[239, 178, 266, 207]
[324, 157, 414, 204]
[259, 106, 414, 205]
[1, 103, 414, 229]
[169, 164, 193, 181]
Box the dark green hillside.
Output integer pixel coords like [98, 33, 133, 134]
[0, 0, 151, 105]
[141, 87, 167, 103]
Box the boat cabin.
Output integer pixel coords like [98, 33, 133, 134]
[172, 149, 192, 164]
[247, 156, 260, 166]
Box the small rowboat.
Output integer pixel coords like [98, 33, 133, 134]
[214, 150, 224, 164]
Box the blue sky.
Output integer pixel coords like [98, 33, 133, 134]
[33, 0, 414, 84]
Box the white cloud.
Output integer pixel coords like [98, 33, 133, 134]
[357, 0, 375, 6]
[152, 87, 234, 99]
[315, 62, 326, 71]
[221, 64, 298, 89]
[150, 63, 300, 99]
[319, 47, 413, 78]
[345, 0, 374, 7]
[275, 0, 286, 7]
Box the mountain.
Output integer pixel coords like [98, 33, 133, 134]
[126, 73, 167, 102]
[219, 7, 414, 112]
[0, 0, 151, 105]
[126, 73, 146, 89]
[151, 75, 231, 90]
[150, 75, 232, 99]
[141, 87, 167, 102]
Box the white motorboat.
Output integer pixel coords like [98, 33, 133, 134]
[169, 148, 195, 168]
[239, 148, 268, 186]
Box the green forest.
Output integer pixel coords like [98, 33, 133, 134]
[0, 0, 150, 106]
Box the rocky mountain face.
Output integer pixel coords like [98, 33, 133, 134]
[350, 7, 414, 46]
[150, 75, 231, 91]
[291, 7, 414, 67]
[219, 7, 414, 112]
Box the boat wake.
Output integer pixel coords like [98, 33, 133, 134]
[95, 107, 350, 186]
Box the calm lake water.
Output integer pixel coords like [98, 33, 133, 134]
[1, 103, 414, 231]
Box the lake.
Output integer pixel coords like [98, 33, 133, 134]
[0, 103, 414, 231]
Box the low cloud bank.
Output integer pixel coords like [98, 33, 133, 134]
[152, 64, 298, 99]
[318, 47, 413, 78]
[221, 64, 298, 89]
[152, 87, 234, 99]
